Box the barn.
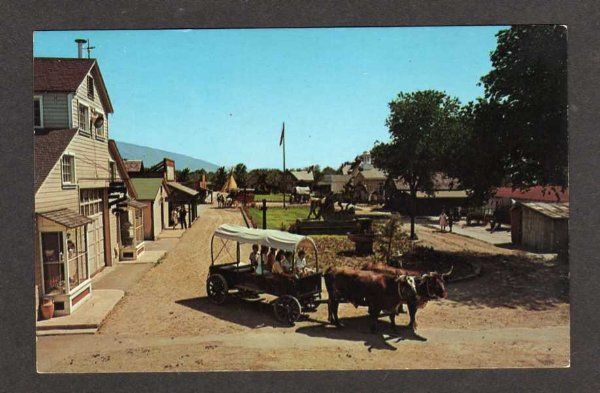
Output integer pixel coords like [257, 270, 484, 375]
[510, 202, 569, 253]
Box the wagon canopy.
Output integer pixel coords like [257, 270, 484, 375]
[214, 224, 314, 252]
[294, 186, 311, 195]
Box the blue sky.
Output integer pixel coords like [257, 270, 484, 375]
[34, 27, 504, 170]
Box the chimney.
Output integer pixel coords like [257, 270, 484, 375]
[75, 39, 87, 58]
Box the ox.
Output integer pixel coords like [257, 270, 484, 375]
[324, 266, 450, 333]
[362, 262, 452, 314]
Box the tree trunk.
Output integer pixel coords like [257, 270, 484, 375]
[410, 188, 417, 240]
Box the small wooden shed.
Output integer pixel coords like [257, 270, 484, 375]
[511, 202, 569, 253]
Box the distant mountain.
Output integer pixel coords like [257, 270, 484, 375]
[116, 141, 219, 172]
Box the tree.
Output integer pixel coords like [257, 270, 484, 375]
[371, 90, 464, 239]
[478, 25, 567, 189]
[176, 168, 191, 183]
[307, 165, 323, 184]
[233, 163, 248, 188]
[212, 166, 228, 191]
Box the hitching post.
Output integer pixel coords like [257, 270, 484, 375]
[261, 199, 268, 229]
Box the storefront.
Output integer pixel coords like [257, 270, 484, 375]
[37, 209, 93, 316]
[118, 199, 146, 260]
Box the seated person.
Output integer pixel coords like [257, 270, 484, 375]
[249, 244, 259, 268]
[281, 251, 294, 274]
[271, 251, 287, 275]
[265, 248, 277, 272]
[253, 245, 269, 275]
[294, 249, 314, 275]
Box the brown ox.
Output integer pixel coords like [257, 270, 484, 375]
[362, 262, 452, 314]
[325, 266, 450, 333]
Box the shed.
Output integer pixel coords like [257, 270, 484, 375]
[511, 202, 569, 253]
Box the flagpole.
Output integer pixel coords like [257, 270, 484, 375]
[282, 122, 286, 209]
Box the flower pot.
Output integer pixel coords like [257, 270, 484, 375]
[40, 297, 54, 320]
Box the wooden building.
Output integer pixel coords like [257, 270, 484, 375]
[129, 178, 169, 240]
[511, 202, 569, 253]
[349, 151, 387, 202]
[315, 174, 351, 195]
[34, 56, 121, 315]
[389, 173, 468, 216]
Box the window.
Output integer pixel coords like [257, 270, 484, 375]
[34, 96, 43, 128]
[87, 76, 94, 100]
[95, 114, 107, 139]
[80, 189, 103, 217]
[78, 104, 90, 133]
[41, 232, 65, 294]
[66, 227, 88, 290]
[61, 154, 76, 185]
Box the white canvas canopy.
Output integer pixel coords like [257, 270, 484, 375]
[213, 224, 315, 252]
[294, 186, 311, 195]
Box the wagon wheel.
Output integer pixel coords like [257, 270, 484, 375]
[206, 274, 228, 304]
[302, 298, 319, 312]
[273, 295, 302, 325]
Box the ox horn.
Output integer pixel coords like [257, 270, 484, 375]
[442, 266, 454, 278]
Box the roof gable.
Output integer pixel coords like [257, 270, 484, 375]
[130, 178, 164, 200]
[34, 128, 78, 192]
[34, 57, 114, 113]
[290, 171, 314, 182]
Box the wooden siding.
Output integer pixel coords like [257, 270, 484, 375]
[71, 69, 109, 138]
[35, 131, 122, 212]
[109, 208, 119, 260]
[152, 187, 163, 239]
[142, 203, 153, 240]
[41, 93, 70, 128]
[521, 209, 568, 252]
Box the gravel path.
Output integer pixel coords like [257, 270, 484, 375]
[37, 206, 569, 372]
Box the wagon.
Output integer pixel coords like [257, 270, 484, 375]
[207, 224, 322, 325]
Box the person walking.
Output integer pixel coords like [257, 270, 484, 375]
[179, 206, 188, 229]
[171, 208, 179, 229]
[439, 208, 448, 232]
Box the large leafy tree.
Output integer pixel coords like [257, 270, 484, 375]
[233, 163, 248, 188]
[479, 25, 568, 190]
[372, 90, 463, 239]
[212, 166, 228, 191]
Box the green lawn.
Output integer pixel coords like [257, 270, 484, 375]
[248, 206, 311, 230]
[254, 193, 286, 202]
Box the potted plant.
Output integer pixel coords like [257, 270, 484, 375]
[40, 296, 54, 320]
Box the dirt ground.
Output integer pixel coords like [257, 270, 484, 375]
[37, 206, 569, 372]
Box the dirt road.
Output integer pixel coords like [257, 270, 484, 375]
[37, 206, 569, 372]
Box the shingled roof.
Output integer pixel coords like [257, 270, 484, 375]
[34, 58, 95, 92]
[34, 57, 114, 113]
[34, 128, 78, 192]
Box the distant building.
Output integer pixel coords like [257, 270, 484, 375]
[124, 159, 144, 174]
[289, 170, 314, 186]
[316, 174, 351, 194]
[390, 173, 468, 216]
[491, 186, 569, 208]
[129, 158, 200, 233]
[349, 151, 388, 203]
[510, 202, 569, 253]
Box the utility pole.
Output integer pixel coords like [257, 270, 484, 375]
[280, 122, 287, 209]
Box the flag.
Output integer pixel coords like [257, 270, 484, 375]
[279, 122, 285, 146]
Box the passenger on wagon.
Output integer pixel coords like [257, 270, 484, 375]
[249, 244, 259, 268]
[271, 251, 286, 275]
[282, 251, 294, 274]
[259, 246, 269, 266]
[266, 248, 277, 271]
[295, 249, 311, 275]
